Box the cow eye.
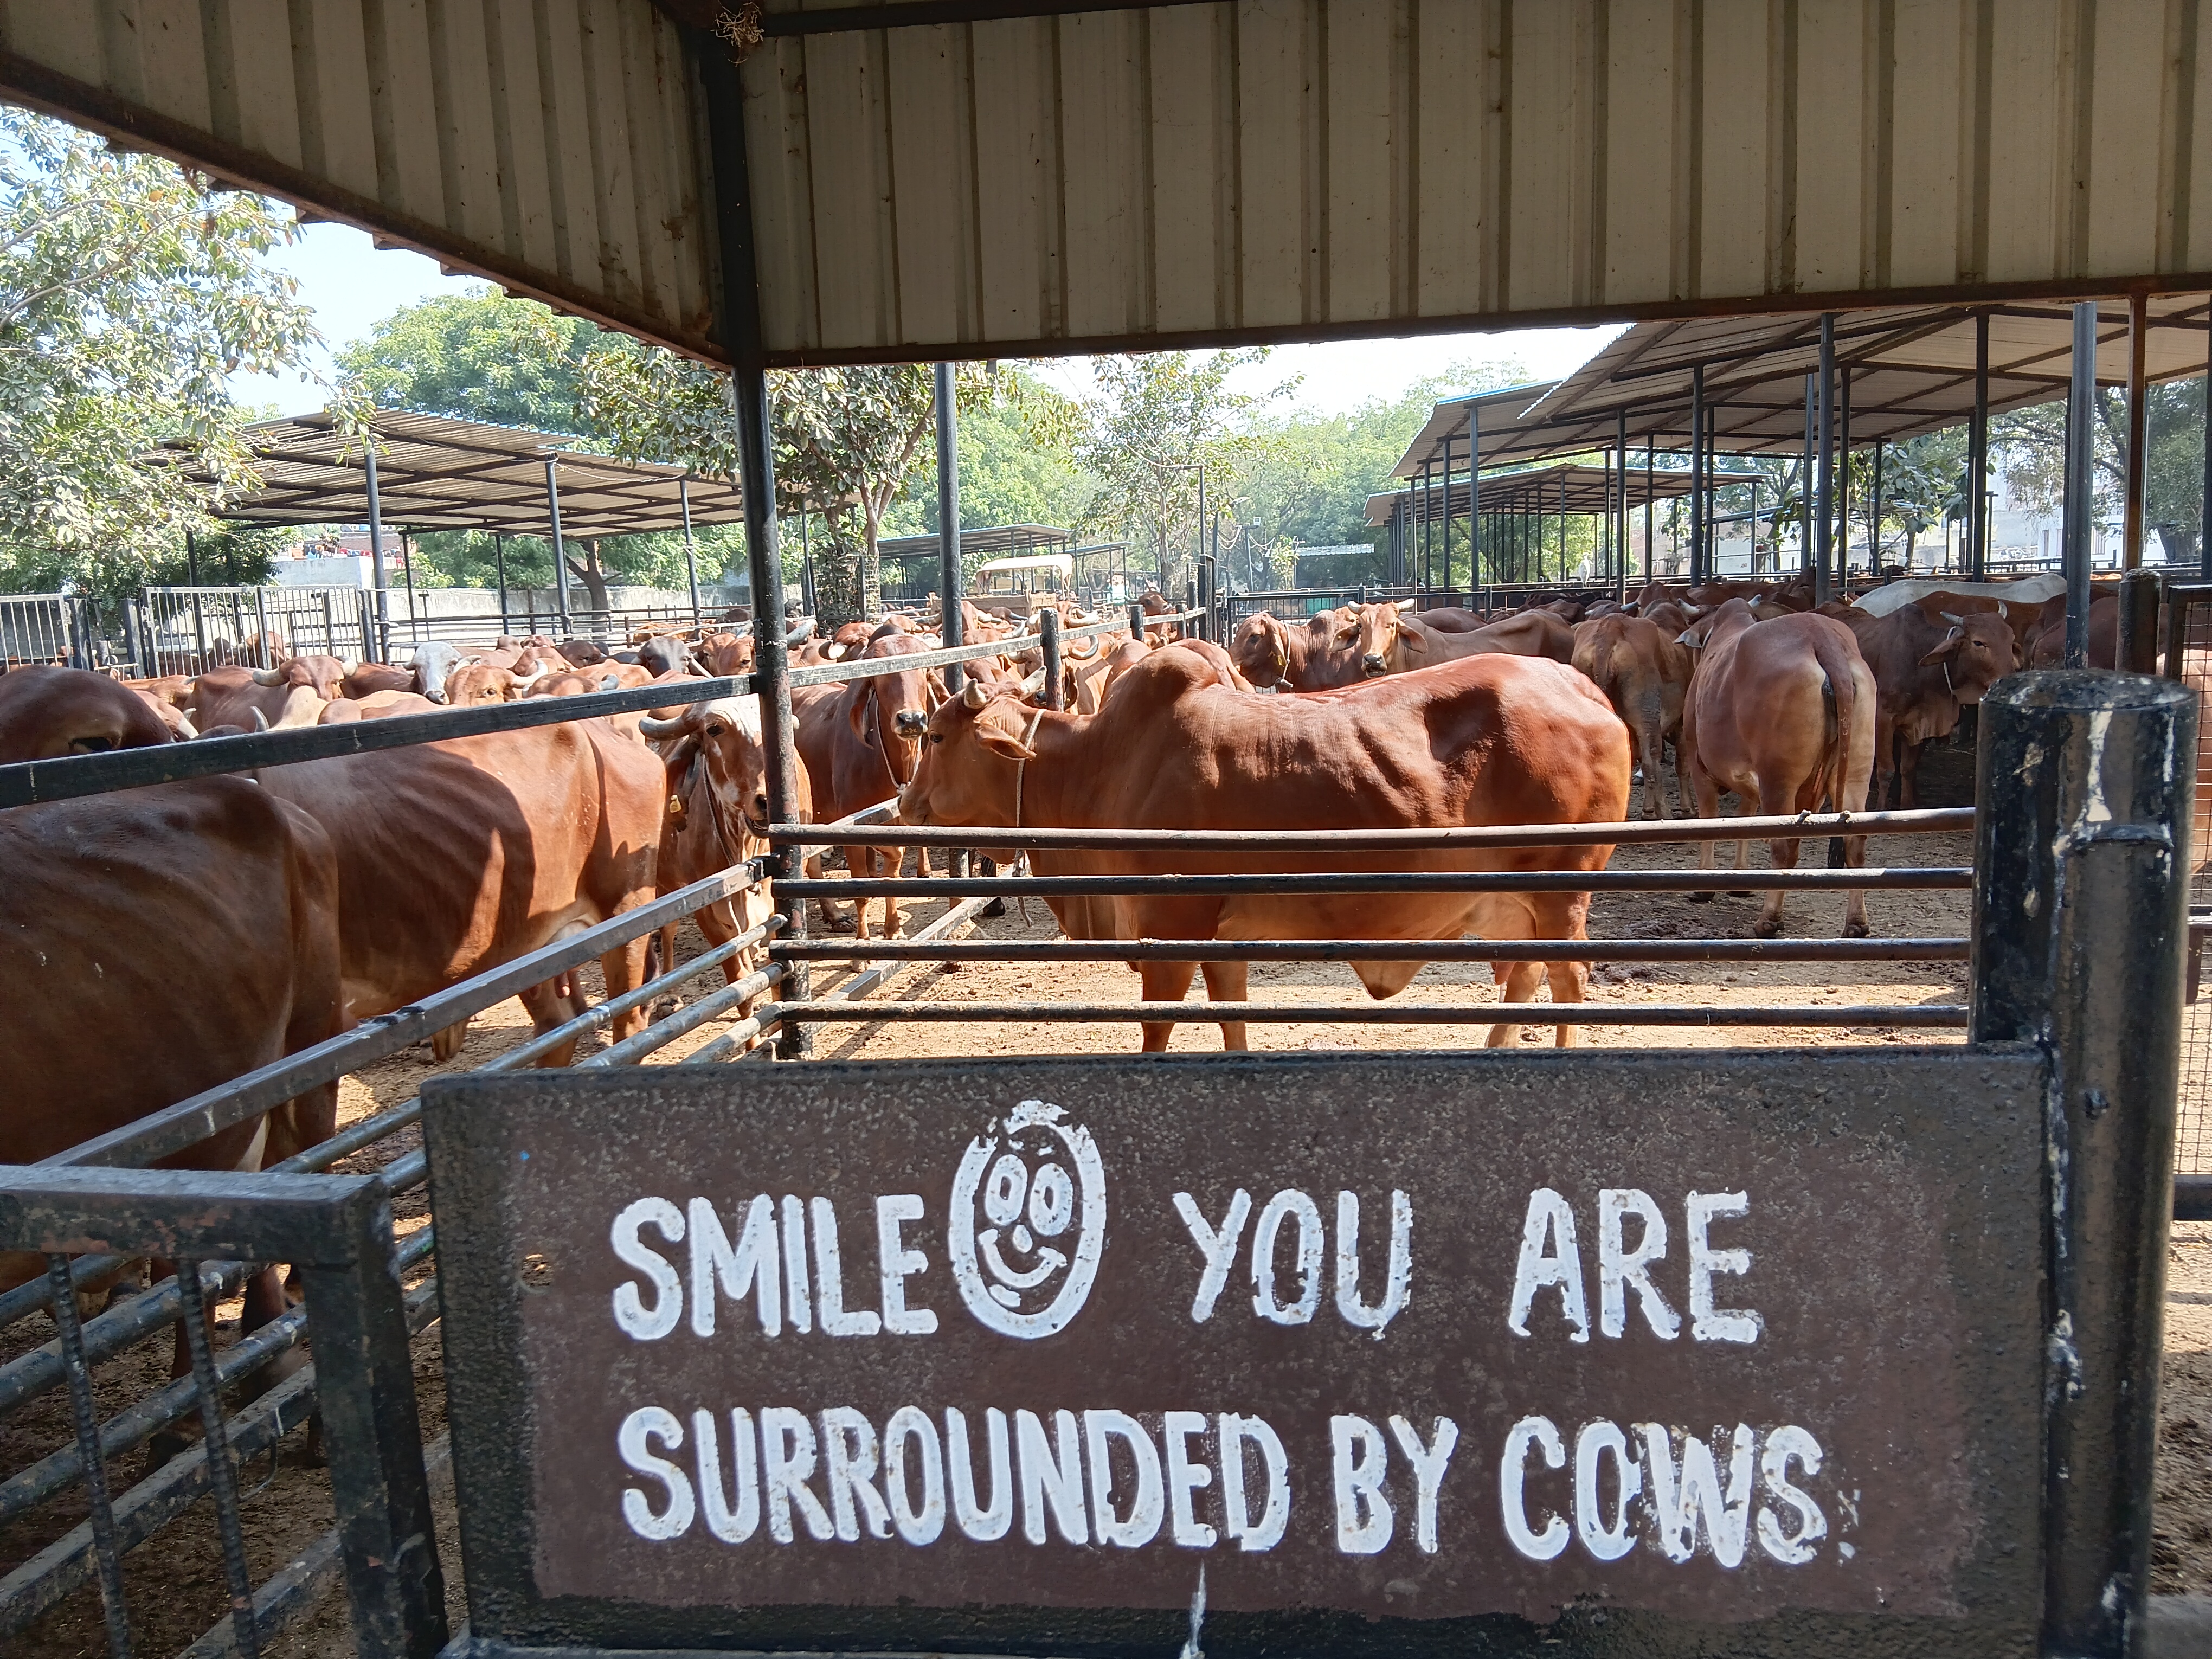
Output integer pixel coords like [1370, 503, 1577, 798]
[929, 733, 943, 744]
[69, 736, 116, 753]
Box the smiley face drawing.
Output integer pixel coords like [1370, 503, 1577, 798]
[947, 1098, 1106, 1339]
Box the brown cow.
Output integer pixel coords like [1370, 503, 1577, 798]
[319, 689, 443, 723]
[793, 635, 935, 938]
[1678, 600, 1877, 937]
[898, 642, 1631, 1051]
[188, 664, 326, 731]
[340, 661, 416, 699]
[696, 631, 757, 678]
[1358, 604, 1576, 675]
[1571, 614, 1693, 820]
[1, 776, 344, 1350]
[259, 719, 664, 1064]
[2028, 594, 2120, 669]
[1227, 611, 1367, 691]
[248, 653, 354, 700]
[0, 665, 181, 759]
[637, 695, 814, 1038]
[1854, 602, 2017, 808]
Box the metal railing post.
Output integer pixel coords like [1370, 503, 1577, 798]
[253, 587, 272, 668]
[1128, 601, 1146, 640]
[2118, 569, 2162, 675]
[365, 442, 391, 663]
[1972, 670, 2195, 1659]
[1039, 606, 1063, 710]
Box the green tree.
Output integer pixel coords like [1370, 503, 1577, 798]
[880, 368, 1089, 544]
[1075, 351, 1292, 593]
[1998, 382, 2207, 565]
[0, 108, 319, 598]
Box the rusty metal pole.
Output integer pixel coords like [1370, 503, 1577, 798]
[1973, 670, 2194, 1659]
[1816, 315, 1837, 606]
[1039, 605, 1063, 710]
[1970, 310, 1991, 580]
[2125, 292, 2150, 570]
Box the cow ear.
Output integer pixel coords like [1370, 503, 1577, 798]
[1919, 627, 1965, 665]
[974, 725, 1038, 762]
[848, 681, 873, 736]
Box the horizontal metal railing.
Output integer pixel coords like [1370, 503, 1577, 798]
[783, 868, 1969, 898]
[762, 999, 1970, 1028]
[773, 936, 1971, 963]
[0, 608, 1199, 808]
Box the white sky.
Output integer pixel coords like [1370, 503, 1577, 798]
[232, 220, 1625, 419]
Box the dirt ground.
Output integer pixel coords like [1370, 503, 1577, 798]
[9, 794, 2212, 1654]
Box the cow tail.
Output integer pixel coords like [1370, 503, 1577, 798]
[1809, 629, 1860, 812]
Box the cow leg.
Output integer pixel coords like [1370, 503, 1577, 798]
[1137, 960, 1198, 1053]
[1542, 956, 1587, 1049]
[652, 921, 684, 1018]
[1638, 720, 1670, 821]
[841, 844, 876, 941]
[430, 1017, 471, 1061]
[599, 933, 652, 1045]
[809, 850, 854, 933]
[518, 976, 593, 1066]
[1756, 802, 1801, 936]
[1489, 961, 1547, 1047]
[1898, 737, 1924, 810]
[1199, 961, 1249, 1052]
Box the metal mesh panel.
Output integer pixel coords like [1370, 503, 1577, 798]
[2166, 587, 2212, 1173]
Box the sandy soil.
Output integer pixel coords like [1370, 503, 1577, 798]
[8, 785, 2212, 1653]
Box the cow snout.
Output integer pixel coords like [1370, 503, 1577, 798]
[1362, 654, 1386, 677]
[895, 709, 928, 736]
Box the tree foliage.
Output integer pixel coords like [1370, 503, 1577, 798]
[337, 291, 590, 433]
[0, 108, 320, 597]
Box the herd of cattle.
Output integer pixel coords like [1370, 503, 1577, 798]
[0, 564, 2097, 1314]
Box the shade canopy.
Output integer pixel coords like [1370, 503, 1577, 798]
[147, 410, 744, 538]
[1449, 299, 2212, 468]
[875, 525, 1076, 561]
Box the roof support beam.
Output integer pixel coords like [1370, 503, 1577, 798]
[757, 0, 1218, 35]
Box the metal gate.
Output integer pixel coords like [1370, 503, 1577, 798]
[138, 586, 374, 676]
[0, 594, 96, 668]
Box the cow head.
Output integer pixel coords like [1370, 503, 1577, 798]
[898, 678, 1036, 828]
[446, 663, 535, 706]
[1921, 610, 2017, 703]
[639, 696, 775, 839]
[1229, 612, 1293, 689]
[1355, 602, 1411, 676]
[0, 666, 181, 762]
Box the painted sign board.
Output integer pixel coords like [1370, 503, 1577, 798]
[425, 1048, 2046, 1658]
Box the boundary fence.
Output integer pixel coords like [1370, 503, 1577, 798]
[0, 595, 99, 670]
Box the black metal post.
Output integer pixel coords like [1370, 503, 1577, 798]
[1838, 366, 1852, 578]
[680, 474, 702, 626]
[1816, 316, 1837, 606]
[1972, 671, 2194, 1659]
[544, 458, 570, 638]
[1802, 375, 1816, 578]
[1613, 409, 1628, 600]
[364, 442, 390, 661]
[936, 362, 963, 691]
[1039, 605, 1063, 709]
[2066, 301, 2098, 667]
[2126, 292, 2150, 571]
[400, 532, 419, 647]
[1644, 443, 1654, 582]
[493, 533, 509, 635]
[1439, 432, 1454, 593]
[1468, 407, 1482, 594]
[2118, 568, 2162, 674]
[1971, 310, 1992, 581]
[1690, 365, 1706, 586]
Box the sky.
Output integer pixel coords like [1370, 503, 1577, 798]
[231, 220, 1624, 419]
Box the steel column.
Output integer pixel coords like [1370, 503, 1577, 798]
[1816, 316, 1837, 606]
[1802, 375, 1816, 577]
[544, 458, 570, 637]
[2066, 302, 2099, 667]
[1838, 366, 1852, 577]
[680, 475, 702, 625]
[1971, 311, 1992, 580]
[400, 532, 418, 646]
[2125, 292, 2150, 570]
[1468, 407, 1481, 590]
[1870, 441, 1885, 578]
[364, 443, 390, 661]
[936, 362, 963, 690]
[1644, 443, 1654, 581]
[1039, 606, 1063, 709]
[493, 533, 509, 635]
[1689, 365, 1706, 586]
[1973, 671, 2195, 1659]
[2203, 319, 2212, 582]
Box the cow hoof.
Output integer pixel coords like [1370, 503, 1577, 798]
[980, 898, 1007, 918]
[826, 914, 857, 935]
[1752, 917, 1783, 938]
[1843, 920, 1872, 939]
[1688, 891, 1716, 904]
[648, 995, 681, 1024]
[144, 1429, 192, 1475]
[1726, 889, 1754, 898]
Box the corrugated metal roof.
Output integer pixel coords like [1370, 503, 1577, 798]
[9, 4, 2212, 365]
[876, 523, 1074, 557]
[0, 1, 721, 361]
[1471, 299, 2212, 466]
[145, 409, 743, 537]
[737, 0, 2212, 362]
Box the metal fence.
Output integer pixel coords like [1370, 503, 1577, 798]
[2163, 581, 2212, 1174]
[138, 586, 375, 676]
[0, 595, 98, 669]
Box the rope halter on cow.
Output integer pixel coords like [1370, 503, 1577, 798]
[1014, 705, 1046, 828]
